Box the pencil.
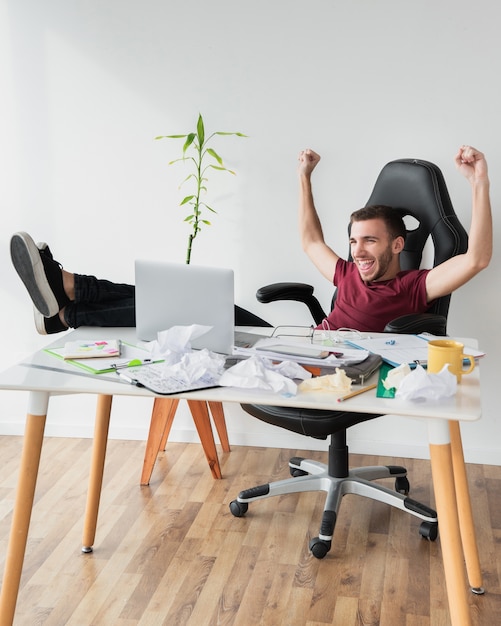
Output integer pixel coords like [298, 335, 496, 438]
[337, 383, 377, 402]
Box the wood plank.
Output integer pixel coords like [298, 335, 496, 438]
[1, 436, 500, 625]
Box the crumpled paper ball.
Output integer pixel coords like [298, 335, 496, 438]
[148, 324, 213, 363]
[395, 364, 457, 401]
[219, 356, 310, 396]
[298, 368, 352, 394]
[382, 363, 412, 390]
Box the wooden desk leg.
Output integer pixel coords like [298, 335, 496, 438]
[0, 391, 49, 626]
[208, 401, 230, 452]
[158, 401, 229, 454]
[187, 400, 222, 479]
[142, 399, 228, 485]
[141, 398, 179, 485]
[81, 394, 112, 553]
[428, 421, 471, 626]
[449, 421, 484, 594]
[158, 398, 181, 451]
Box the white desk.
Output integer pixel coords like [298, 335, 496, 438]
[0, 327, 484, 626]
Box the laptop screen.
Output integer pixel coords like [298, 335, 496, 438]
[135, 260, 235, 354]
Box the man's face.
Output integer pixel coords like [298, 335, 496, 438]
[349, 218, 403, 282]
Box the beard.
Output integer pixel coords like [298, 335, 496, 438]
[358, 244, 394, 282]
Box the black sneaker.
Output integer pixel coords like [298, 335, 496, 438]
[10, 232, 70, 317]
[34, 308, 69, 335]
[32, 243, 70, 335]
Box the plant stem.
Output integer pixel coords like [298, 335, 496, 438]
[186, 233, 194, 264]
[193, 140, 203, 246]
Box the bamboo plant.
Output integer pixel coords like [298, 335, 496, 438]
[156, 114, 247, 264]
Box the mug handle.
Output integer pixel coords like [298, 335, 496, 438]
[461, 354, 475, 376]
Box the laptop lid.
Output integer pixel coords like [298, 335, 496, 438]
[135, 260, 235, 354]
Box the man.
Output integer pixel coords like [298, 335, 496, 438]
[297, 144, 492, 331]
[11, 145, 491, 335]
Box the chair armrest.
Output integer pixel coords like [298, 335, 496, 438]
[256, 282, 327, 326]
[257, 282, 315, 302]
[384, 313, 447, 336]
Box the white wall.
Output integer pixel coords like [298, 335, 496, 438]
[1, 0, 499, 464]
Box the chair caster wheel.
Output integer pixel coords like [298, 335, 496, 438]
[419, 521, 438, 541]
[309, 537, 331, 559]
[395, 476, 410, 495]
[229, 500, 248, 517]
[290, 468, 308, 477]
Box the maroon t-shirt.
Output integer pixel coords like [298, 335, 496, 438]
[319, 259, 431, 332]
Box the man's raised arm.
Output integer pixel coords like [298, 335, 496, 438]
[426, 145, 493, 302]
[298, 149, 340, 281]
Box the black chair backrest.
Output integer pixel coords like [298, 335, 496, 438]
[235, 304, 272, 327]
[339, 158, 468, 321]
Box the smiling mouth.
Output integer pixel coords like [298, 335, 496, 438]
[357, 259, 375, 273]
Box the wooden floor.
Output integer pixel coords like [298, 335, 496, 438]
[1, 436, 500, 626]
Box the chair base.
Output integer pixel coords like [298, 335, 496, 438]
[230, 456, 438, 559]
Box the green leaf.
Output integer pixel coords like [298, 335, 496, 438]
[184, 215, 194, 222]
[197, 114, 205, 146]
[206, 148, 223, 165]
[180, 195, 195, 205]
[179, 173, 195, 186]
[215, 131, 248, 137]
[207, 165, 236, 175]
[157, 134, 189, 139]
[182, 133, 196, 154]
[168, 157, 186, 166]
[202, 220, 211, 225]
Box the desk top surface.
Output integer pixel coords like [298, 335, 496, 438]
[0, 327, 482, 422]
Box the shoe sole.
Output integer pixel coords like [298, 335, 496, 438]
[33, 307, 48, 335]
[10, 232, 59, 317]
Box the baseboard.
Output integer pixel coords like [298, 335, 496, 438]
[1, 421, 499, 467]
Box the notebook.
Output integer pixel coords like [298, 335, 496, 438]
[135, 260, 235, 354]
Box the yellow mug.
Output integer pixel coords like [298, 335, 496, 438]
[427, 339, 475, 383]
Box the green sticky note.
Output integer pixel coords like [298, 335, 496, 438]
[377, 362, 396, 398]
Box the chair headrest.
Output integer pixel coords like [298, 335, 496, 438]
[365, 158, 468, 271]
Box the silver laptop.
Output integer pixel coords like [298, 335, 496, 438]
[135, 260, 235, 354]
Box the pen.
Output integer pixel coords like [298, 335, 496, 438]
[115, 371, 142, 386]
[337, 383, 377, 402]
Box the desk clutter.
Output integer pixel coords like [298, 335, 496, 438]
[43, 325, 374, 396]
[43, 326, 485, 400]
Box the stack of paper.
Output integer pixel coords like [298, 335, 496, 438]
[346, 334, 485, 367]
